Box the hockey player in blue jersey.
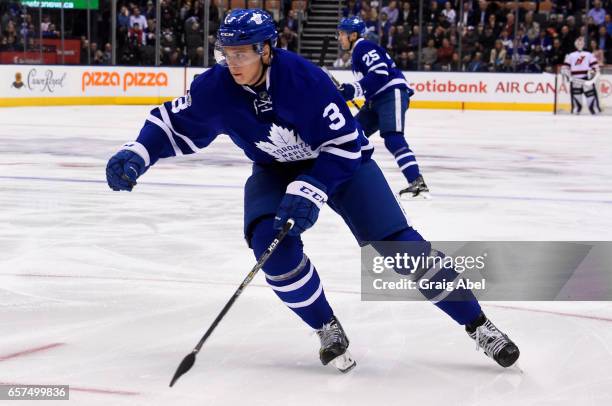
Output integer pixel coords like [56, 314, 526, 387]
[106, 9, 519, 372]
[336, 16, 429, 199]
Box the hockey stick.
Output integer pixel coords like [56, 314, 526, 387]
[320, 36, 361, 111]
[169, 219, 295, 387]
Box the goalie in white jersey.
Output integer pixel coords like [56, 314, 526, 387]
[561, 37, 601, 115]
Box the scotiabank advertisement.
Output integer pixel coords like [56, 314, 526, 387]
[334, 70, 609, 106]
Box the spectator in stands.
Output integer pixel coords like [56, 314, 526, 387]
[409, 25, 422, 51]
[118, 6, 130, 30]
[392, 24, 410, 54]
[566, 15, 578, 37]
[480, 25, 496, 51]
[185, 17, 203, 63]
[432, 25, 445, 47]
[486, 13, 501, 37]
[524, 11, 540, 41]
[426, 1, 440, 24]
[93, 49, 105, 65]
[467, 51, 487, 71]
[333, 51, 352, 68]
[446, 52, 459, 71]
[128, 22, 146, 46]
[130, 6, 148, 30]
[42, 23, 59, 39]
[530, 44, 548, 71]
[386, 25, 396, 53]
[606, 14, 612, 36]
[0, 36, 9, 52]
[40, 15, 51, 32]
[558, 24, 575, 54]
[379, 11, 393, 45]
[145, 20, 156, 47]
[90, 42, 99, 62]
[497, 55, 514, 72]
[80, 37, 90, 64]
[167, 48, 183, 66]
[588, 1, 606, 26]
[160, 27, 177, 64]
[103, 43, 112, 64]
[188, 46, 203, 66]
[598, 25, 612, 62]
[406, 51, 419, 71]
[463, 25, 479, 56]
[381, 1, 399, 25]
[534, 29, 553, 53]
[422, 38, 438, 68]
[590, 39, 605, 65]
[363, 8, 380, 42]
[489, 39, 507, 68]
[470, 0, 491, 27]
[396, 50, 409, 70]
[283, 10, 299, 33]
[437, 37, 454, 68]
[549, 37, 565, 66]
[441, 1, 456, 25]
[397, 2, 415, 27]
[343, 0, 360, 18]
[145, 0, 156, 20]
[280, 26, 298, 52]
[503, 12, 515, 35]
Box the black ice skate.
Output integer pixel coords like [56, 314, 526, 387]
[466, 313, 520, 368]
[399, 175, 430, 199]
[316, 316, 356, 373]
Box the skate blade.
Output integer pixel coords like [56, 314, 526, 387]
[399, 191, 431, 201]
[329, 351, 356, 373]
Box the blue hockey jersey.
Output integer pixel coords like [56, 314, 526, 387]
[131, 48, 373, 194]
[350, 38, 412, 101]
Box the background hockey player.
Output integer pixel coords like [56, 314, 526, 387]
[336, 16, 428, 199]
[562, 37, 601, 115]
[106, 9, 519, 373]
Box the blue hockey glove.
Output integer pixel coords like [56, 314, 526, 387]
[274, 175, 328, 236]
[339, 82, 363, 101]
[106, 149, 146, 191]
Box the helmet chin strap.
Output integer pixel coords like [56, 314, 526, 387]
[246, 43, 272, 87]
[252, 60, 268, 86]
[348, 33, 358, 52]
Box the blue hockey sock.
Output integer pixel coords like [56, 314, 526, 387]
[382, 132, 421, 183]
[251, 217, 334, 329]
[381, 228, 482, 326]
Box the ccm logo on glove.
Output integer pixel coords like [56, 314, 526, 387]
[286, 180, 328, 209]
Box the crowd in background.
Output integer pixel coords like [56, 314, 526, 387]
[0, 0, 299, 66]
[336, 0, 612, 72]
[2, 0, 612, 71]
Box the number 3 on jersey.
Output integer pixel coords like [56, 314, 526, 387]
[362, 50, 381, 67]
[171, 92, 192, 113]
[323, 103, 346, 130]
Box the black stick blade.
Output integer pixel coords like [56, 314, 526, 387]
[169, 351, 197, 387]
[319, 36, 330, 67]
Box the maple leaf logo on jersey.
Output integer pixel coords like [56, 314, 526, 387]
[255, 124, 315, 162]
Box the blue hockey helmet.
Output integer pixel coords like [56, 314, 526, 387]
[337, 16, 366, 36]
[217, 9, 278, 47]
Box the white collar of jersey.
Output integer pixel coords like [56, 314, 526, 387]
[353, 38, 365, 49]
[240, 62, 272, 95]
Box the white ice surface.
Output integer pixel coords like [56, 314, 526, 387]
[1, 106, 612, 406]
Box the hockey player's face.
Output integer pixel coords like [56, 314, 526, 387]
[338, 31, 351, 51]
[223, 45, 263, 85]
